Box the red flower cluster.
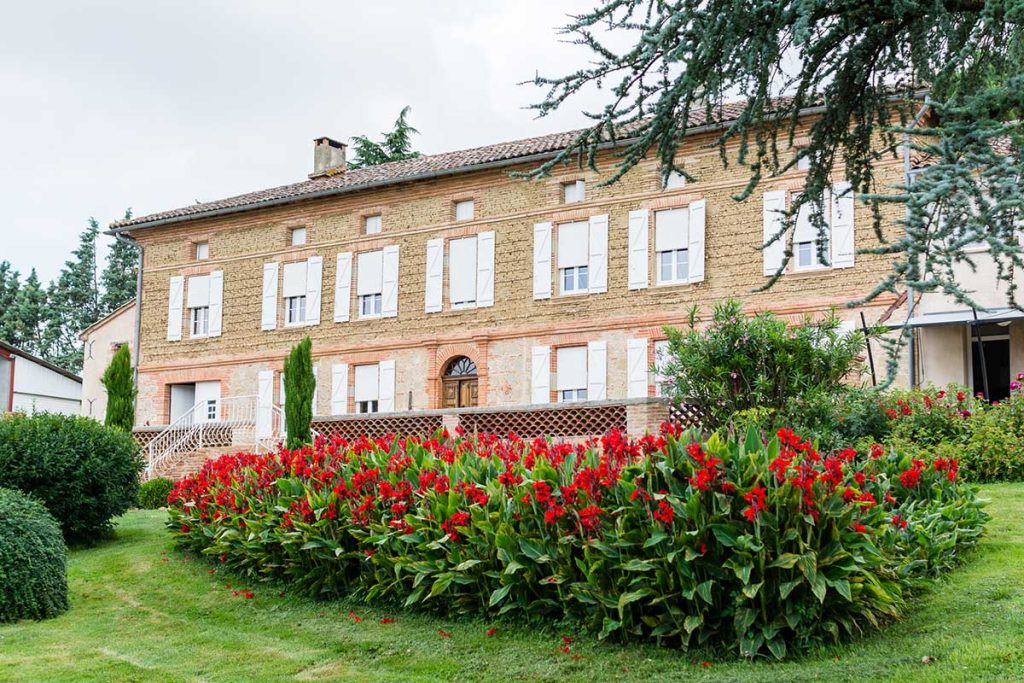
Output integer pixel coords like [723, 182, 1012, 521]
[742, 485, 768, 522]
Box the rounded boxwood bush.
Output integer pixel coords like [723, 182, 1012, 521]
[0, 487, 69, 622]
[138, 477, 174, 509]
[0, 413, 144, 543]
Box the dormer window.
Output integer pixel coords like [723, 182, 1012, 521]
[562, 180, 585, 204]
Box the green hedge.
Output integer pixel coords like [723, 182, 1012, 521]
[138, 478, 174, 509]
[0, 413, 144, 542]
[0, 488, 68, 622]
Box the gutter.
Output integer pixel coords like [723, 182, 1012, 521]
[107, 101, 861, 235]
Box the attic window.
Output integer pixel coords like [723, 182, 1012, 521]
[364, 215, 382, 235]
[195, 242, 209, 260]
[291, 227, 307, 246]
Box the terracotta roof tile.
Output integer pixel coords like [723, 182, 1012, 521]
[109, 100, 761, 230]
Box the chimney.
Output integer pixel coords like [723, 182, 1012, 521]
[310, 137, 347, 178]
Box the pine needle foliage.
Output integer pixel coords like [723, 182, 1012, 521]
[283, 337, 315, 450]
[524, 0, 1022, 378]
[348, 106, 422, 169]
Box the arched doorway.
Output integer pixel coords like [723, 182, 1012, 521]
[441, 356, 478, 408]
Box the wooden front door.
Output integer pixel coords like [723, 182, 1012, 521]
[442, 378, 478, 408]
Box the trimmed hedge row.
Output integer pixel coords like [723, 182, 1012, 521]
[168, 427, 986, 659]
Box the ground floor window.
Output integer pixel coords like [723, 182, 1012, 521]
[972, 327, 1011, 401]
[357, 400, 378, 414]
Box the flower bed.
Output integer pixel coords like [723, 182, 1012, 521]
[168, 425, 986, 659]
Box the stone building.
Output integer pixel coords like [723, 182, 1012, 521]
[108, 106, 1020, 475]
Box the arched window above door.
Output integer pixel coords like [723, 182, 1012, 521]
[444, 356, 477, 378]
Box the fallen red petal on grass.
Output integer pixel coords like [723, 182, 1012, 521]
[438, 630, 451, 638]
[701, 661, 712, 668]
[559, 645, 571, 654]
[379, 617, 395, 624]
[562, 636, 573, 645]
[571, 655, 583, 662]
[485, 627, 497, 637]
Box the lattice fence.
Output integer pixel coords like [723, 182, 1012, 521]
[312, 413, 445, 441]
[458, 403, 627, 439]
[668, 402, 705, 429]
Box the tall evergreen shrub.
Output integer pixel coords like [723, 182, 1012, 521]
[283, 337, 314, 449]
[101, 344, 136, 431]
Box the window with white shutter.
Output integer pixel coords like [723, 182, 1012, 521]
[208, 270, 224, 337]
[186, 274, 211, 337]
[476, 231, 495, 308]
[354, 363, 379, 414]
[261, 263, 279, 331]
[331, 363, 349, 415]
[557, 346, 587, 402]
[626, 338, 648, 398]
[167, 275, 184, 342]
[282, 261, 308, 325]
[533, 223, 552, 300]
[378, 359, 396, 412]
[793, 191, 829, 271]
[357, 250, 384, 318]
[830, 182, 855, 268]
[655, 208, 689, 285]
[627, 210, 649, 290]
[381, 246, 399, 318]
[256, 370, 274, 439]
[424, 239, 444, 313]
[449, 236, 477, 308]
[687, 200, 706, 284]
[762, 191, 787, 276]
[305, 256, 322, 326]
[588, 214, 608, 293]
[334, 252, 352, 322]
[557, 221, 589, 295]
[586, 340, 607, 400]
[531, 346, 550, 404]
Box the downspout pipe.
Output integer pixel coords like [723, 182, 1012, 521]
[114, 232, 144, 407]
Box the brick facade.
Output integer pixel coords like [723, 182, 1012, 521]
[126, 123, 906, 428]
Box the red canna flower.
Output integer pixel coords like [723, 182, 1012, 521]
[850, 522, 867, 534]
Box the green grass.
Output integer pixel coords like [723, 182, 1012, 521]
[2, 485, 1023, 683]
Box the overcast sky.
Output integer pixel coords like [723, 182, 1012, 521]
[0, 1, 607, 285]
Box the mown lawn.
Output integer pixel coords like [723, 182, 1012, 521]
[1, 485, 1022, 683]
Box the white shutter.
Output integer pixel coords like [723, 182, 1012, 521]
[357, 251, 383, 296]
[627, 210, 649, 290]
[586, 340, 607, 400]
[532, 222, 552, 300]
[378, 359, 396, 412]
[166, 275, 184, 342]
[762, 190, 787, 276]
[331, 363, 349, 415]
[261, 262, 279, 331]
[531, 345, 551, 404]
[626, 338, 648, 398]
[381, 245, 399, 317]
[424, 238, 444, 313]
[305, 256, 323, 325]
[334, 252, 352, 322]
[354, 364, 379, 402]
[186, 275, 211, 308]
[688, 200, 706, 283]
[588, 214, 608, 293]
[476, 230, 495, 307]
[557, 221, 589, 268]
[256, 370, 273, 439]
[556, 346, 587, 391]
[831, 181, 855, 268]
[208, 270, 224, 337]
[655, 208, 689, 252]
[312, 363, 320, 415]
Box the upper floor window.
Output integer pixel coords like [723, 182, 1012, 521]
[282, 261, 308, 325]
[291, 227, 307, 246]
[195, 241, 209, 260]
[449, 236, 477, 308]
[186, 274, 211, 338]
[562, 179, 585, 204]
[364, 214, 382, 235]
[557, 220, 589, 295]
[663, 170, 687, 190]
[454, 200, 474, 221]
[556, 346, 588, 402]
[792, 194, 827, 271]
[655, 208, 690, 284]
[357, 250, 384, 318]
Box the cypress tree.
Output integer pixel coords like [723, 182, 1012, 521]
[0, 262, 21, 346]
[44, 219, 101, 373]
[282, 337, 314, 449]
[10, 270, 49, 358]
[101, 344, 135, 431]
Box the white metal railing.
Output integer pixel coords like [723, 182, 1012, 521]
[145, 395, 320, 478]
